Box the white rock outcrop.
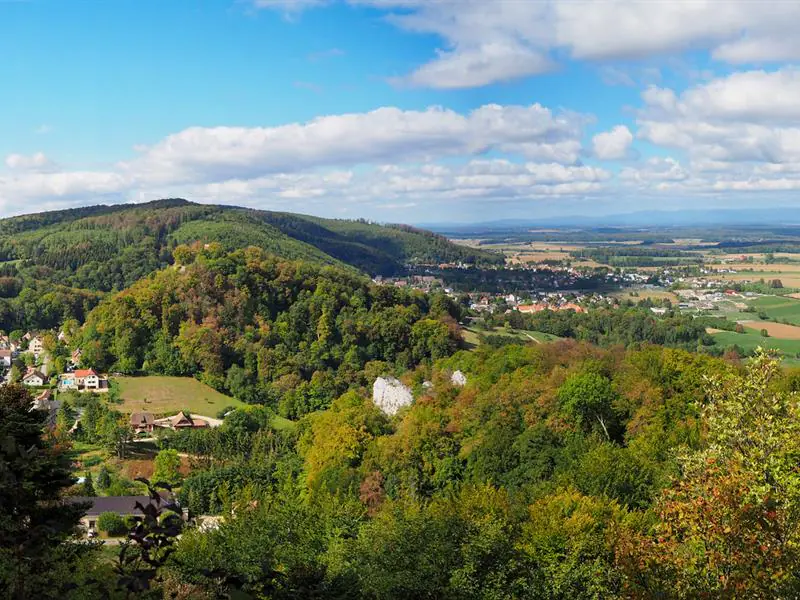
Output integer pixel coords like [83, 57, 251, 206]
[372, 377, 414, 416]
[451, 370, 467, 387]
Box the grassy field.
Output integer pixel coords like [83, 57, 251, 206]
[613, 288, 680, 305]
[115, 376, 245, 416]
[747, 296, 800, 325]
[712, 329, 800, 358]
[462, 326, 560, 348]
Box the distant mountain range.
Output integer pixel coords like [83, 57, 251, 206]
[423, 207, 800, 233]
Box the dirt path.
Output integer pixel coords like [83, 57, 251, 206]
[523, 333, 541, 344]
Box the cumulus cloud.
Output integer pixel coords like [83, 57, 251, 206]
[5, 152, 51, 171]
[397, 43, 552, 89]
[0, 102, 604, 216]
[125, 103, 586, 185]
[255, 1, 800, 88]
[637, 69, 800, 165]
[592, 126, 633, 160]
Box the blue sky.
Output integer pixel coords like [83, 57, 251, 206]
[2, 0, 800, 223]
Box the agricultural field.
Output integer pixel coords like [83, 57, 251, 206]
[115, 376, 245, 416]
[738, 320, 800, 340]
[613, 288, 679, 305]
[747, 296, 800, 325]
[711, 329, 800, 360]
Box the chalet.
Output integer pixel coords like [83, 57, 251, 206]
[59, 368, 108, 393]
[153, 411, 209, 430]
[171, 411, 207, 429]
[130, 412, 155, 434]
[22, 369, 46, 387]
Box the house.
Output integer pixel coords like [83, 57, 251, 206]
[170, 411, 207, 429]
[28, 336, 44, 358]
[59, 368, 108, 393]
[0, 348, 12, 367]
[22, 369, 46, 387]
[71, 348, 82, 366]
[69, 494, 183, 534]
[130, 412, 155, 434]
[31, 389, 60, 428]
[152, 411, 209, 430]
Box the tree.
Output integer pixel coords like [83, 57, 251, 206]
[619, 351, 800, 597]
[81, 471, 96, 497]
[55, 401, 75, 437]
[0, 384, 90, 597]
[761, 328, 769, 337]
[102, 411, 132, 459]
[115, 479, 184, 596]
[153, 449, 182, 486]
[558, 371, 620, 442]
[96, 465, 111, 489]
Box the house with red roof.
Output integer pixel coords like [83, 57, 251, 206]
[59, 368, 108, 393]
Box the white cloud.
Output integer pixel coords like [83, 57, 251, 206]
[592, 126, 633, 160]
[397, 43, 552, 89]
[0, 102, 603, 216]
[126, 103, 586, 185]
[5, 152, 52, 171]
[637, 69, 800, 165]
[256, 1, 800, 88]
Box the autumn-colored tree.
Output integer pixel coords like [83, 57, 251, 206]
[618, 351, 800, 598]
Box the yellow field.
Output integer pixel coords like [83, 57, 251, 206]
[739, 321, 800, 340]
[706, 273, 800, 287]
[613, 289, 679, 304]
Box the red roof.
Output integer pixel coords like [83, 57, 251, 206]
[74, 369, 98, 377]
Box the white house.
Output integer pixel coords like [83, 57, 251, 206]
[0, 349, 12, 367]
[29, 336, 44, 358]
[22, 369, 46, 387]
[59, 369, 108, 393]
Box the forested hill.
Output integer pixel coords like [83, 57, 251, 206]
[78, 246, 463, 417]
[0, 199, 501, 292]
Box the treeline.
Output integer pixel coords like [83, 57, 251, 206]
[570, 247, 702, 268]
[407, 265, 610, 294]
[490, 305, 714, 349]
[78, 248, 463, 418]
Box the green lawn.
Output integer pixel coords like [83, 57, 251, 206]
[462, 326, 561, 349]
[115, 376, 245, 416]
[747, 296, 800, 325]
[271, 414, 297, 431]
[712, 329, 800, 359]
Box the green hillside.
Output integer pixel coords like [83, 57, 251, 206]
[0, 199, 502, 294]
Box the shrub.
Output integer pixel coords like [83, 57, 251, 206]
[97, 511, 127, 536]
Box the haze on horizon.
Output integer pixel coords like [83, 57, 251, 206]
[3, 0, 800, 223]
